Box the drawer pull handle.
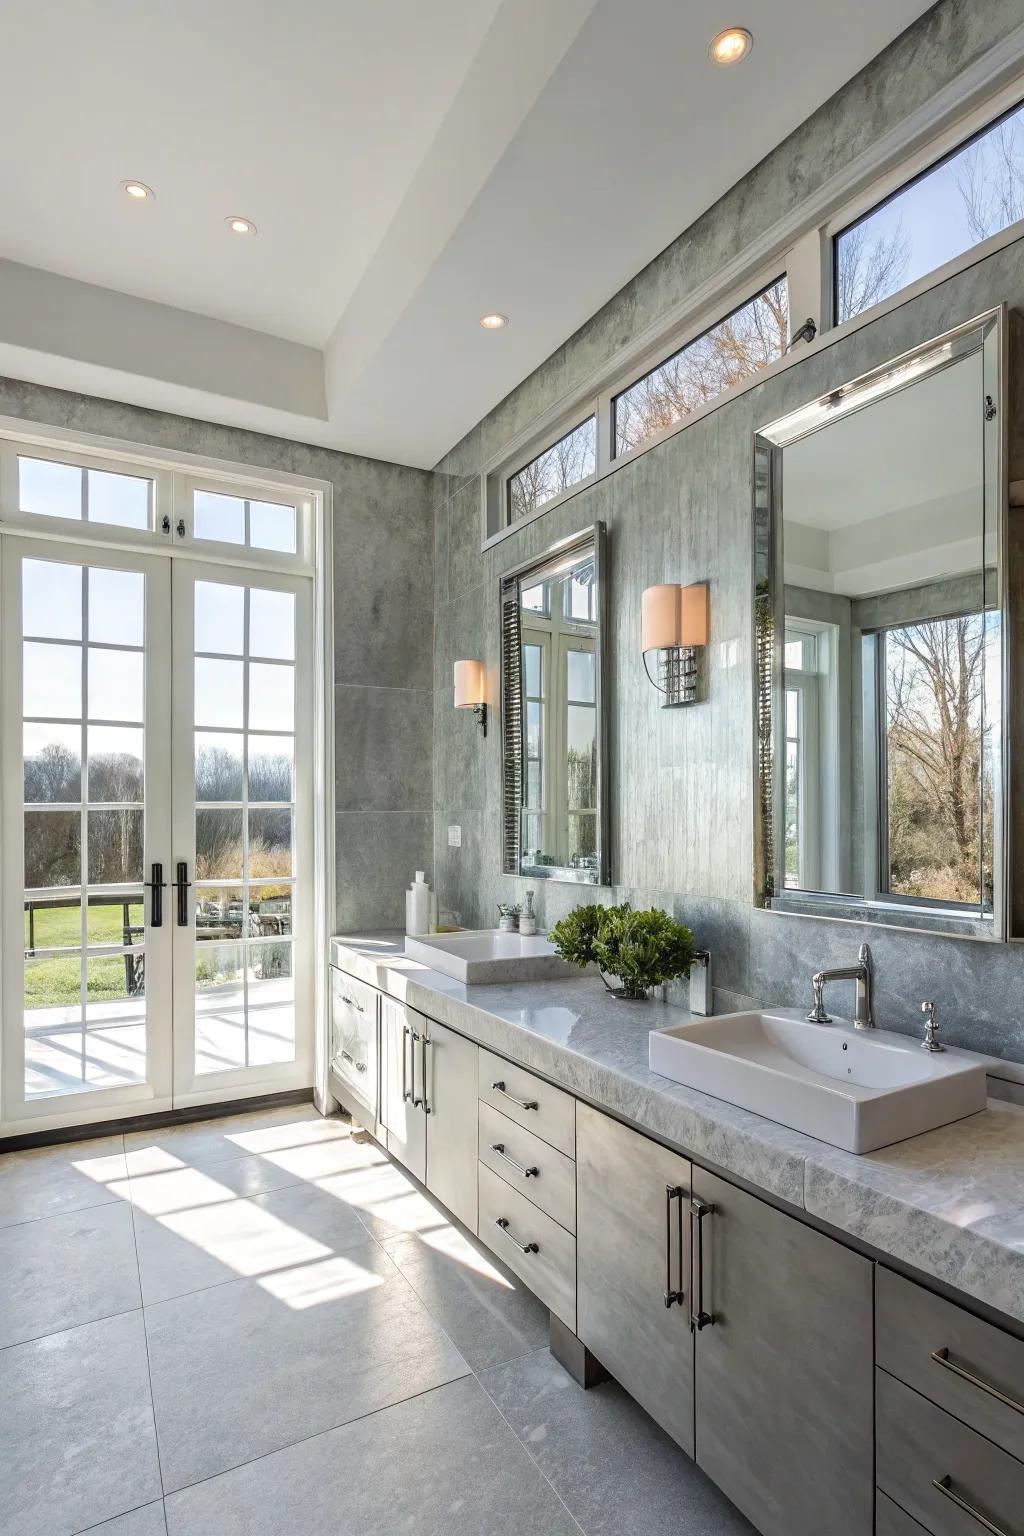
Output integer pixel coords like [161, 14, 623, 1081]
[341, 996, 364, 1013]
[932, 1475, 1010, 1536]
[491, 1080, 539, 1111]
[931, 1348, 1024, 1417]
[340, 1050, 366, 1074]
[495, 1217, 538, 1255]
[490, 1143, 539, 1179]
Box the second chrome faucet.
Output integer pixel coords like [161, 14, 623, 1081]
[807, 943, 874, 1029]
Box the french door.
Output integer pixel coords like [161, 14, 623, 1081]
[0, 538, 313, 1132]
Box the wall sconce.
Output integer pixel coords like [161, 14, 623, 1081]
[641, 583, 709, 706]
[454, 659, 487, 736]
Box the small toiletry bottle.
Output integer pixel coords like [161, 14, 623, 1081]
[406, 871, 431, 936]
[519, 890, 537, 936]
[429, 891, 439, 934]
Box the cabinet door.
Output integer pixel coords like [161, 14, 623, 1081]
[424, 1020, 478, 1231]
[380, 995, 426, 1184]
[692, 1168, 873, 1536]
[576, 1103, 694, 1455]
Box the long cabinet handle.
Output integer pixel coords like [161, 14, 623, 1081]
[931, 1348, 1024, 1417]
[421, 1035, 431, 1114]
[495, 1217, 538, 1255]
[664, 1184, 686, 1308]
[410, 1029, 422, 1108]
[401, 1025, 411, 1103]
[490, 1144, 539, 1179]
[689, 1196, 715, 1331]
[932, 1475, 1010, 1536]
[491, 1080, 539, 1111]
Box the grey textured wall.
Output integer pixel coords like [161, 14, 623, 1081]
[0, 378, 434, 933]
[432, 0, 1024, 1067]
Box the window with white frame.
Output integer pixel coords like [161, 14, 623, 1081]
[613, 278, 789, 456]
[507, 415, 597, 524]
[834, 95, 1024, 324]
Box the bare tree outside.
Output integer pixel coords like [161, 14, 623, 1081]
[957, 117, 1024, 243]
[884, 615, 991, 905]
[833, 220, 910, 325]
[509, 416, 597, 521]
[614, 280, 789, 455]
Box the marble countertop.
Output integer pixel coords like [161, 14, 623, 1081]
[332, 933, 1024, 1328]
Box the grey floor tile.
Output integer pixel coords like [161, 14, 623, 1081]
[123, 1103, 341, 1175]
[0, 1135, 127, 1229]
[479, 1348, 756, 1536]
[382, 1224, 550, 1371]
[146, 1265, 469, 1491]
[134, 1174, 389, 1305]
[76, 1502, 167, 1535]
[319, 1146, 453, 1244]
[0, 1201, 140, 1348]
[164, 1375, 580, 1536]
[123, 1149, 311, 1222]
[0, 1310, 161, 1536]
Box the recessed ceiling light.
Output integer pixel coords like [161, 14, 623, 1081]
[479, 313, 509, 330]
[709, 27, 753, 65]
[121, 180, 154, 201]
[226, 216, 257, 236]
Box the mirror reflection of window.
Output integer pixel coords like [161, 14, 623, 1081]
[518, 555, 598, 879]
[769, 336, 997, 922]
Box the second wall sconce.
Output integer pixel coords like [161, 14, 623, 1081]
[641, 583, 709, 707]
[454, 658, 487, 735]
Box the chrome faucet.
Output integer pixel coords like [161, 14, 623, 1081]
[807, 943, 874, 1029]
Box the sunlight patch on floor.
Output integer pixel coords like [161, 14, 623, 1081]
[156, 1200, 334, 1277]
[258, 1252, 387, 1309]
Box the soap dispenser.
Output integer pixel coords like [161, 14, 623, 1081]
[405, 871, 431, 937]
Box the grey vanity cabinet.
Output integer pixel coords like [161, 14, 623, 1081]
[380, 995, 427, 1182]
[691, 1166, 874, 1536]
[422, 1019, 478, 1232]
[576, 1103, 695, 1455]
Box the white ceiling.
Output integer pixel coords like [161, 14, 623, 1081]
[0, 0, 934, 468]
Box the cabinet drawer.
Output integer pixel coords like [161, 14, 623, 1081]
[875, 1492, 929, 1536]
[478, 1049, 575, 1156]
[478, 1162, 576, 1330]
[479, 1101, 576, 1234]
[877, 1267, 1024, 1464]
[877, 1370, 1024, 1536]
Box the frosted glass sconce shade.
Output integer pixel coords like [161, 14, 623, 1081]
[454, 659, 487, 734]
[641, 583, 709, 706]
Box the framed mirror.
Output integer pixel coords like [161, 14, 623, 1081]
[753, 311, 1005, 939]
[500, 523, 609, 885]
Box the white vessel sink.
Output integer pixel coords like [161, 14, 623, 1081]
[404, 929, 579, 985]
[648, 1008, 988, 1153]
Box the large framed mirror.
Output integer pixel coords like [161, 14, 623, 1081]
[753, 311, 1005, 939]
[500, 523, 609, 885]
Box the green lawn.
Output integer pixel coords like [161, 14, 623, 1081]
[24, 900, 144, 1008]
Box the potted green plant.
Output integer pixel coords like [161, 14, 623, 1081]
[548, 902, 695, 999]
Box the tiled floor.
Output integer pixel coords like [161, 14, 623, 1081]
[0, 1104, 755, 1536]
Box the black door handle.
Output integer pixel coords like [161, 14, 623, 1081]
[174, 861, 191, 926]
[146, 862, 166, 927]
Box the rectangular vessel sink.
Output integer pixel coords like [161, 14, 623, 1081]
[648, 1008, 988, 1153]
[404, 929, 579, 985]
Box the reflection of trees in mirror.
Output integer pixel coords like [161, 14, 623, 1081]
[567, 744, 596, 813]
[885, 615, 992, 905]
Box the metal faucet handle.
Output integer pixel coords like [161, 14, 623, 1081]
[920, 1000, 945, 1052]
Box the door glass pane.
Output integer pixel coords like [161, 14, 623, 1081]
[87, 809, 144, 884]
[196, 580, 244, 655]
[24, 723, 81, 802]
[246, 943, 294, 1065]
[86, 892, 144, 948]
[88, 726, 144, 802]
[249, 588, 296, 660]
[83, 955, 145, 1087]
[248, 808, 291, 878]
[194, 491, 245, 545]
[567, 649, 595, 703]
[195, 731, 244, 801]
[89, 568, 145, 646]
[195, 658, 244, 729]
[249, 885, 292, 937]
[195, 943, 246, 1074]
[25, 896, 82, 954]
[25, 811, 81, 888]
[88, 649, 143, 722]
[195, 886, 246, 941]
[248, 664, 294, 731]
[25, 643, 81, 718]
[19, 458, 82, 519]
[87, 469, 150, 531]
[196, 808, 244, 879]
[248, 736, 293, 801]
[23, 559, 82, 638]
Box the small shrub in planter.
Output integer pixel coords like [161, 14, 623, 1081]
[549, 902, 695, 999]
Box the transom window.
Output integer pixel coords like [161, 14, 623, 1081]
[835, 96, 1024, 324]
[508, 416, 596, 524]
[19, 454, 152, 530]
